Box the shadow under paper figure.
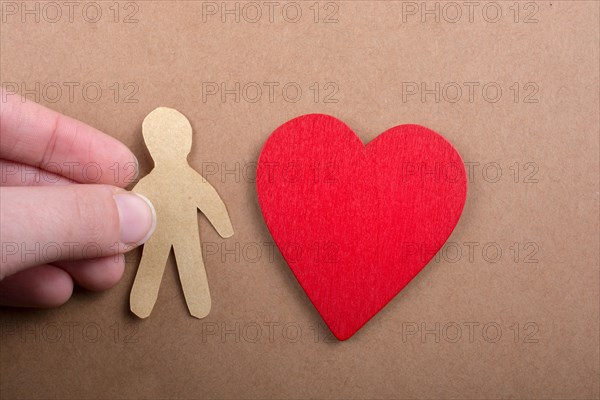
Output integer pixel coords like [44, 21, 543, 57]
[130, 107, 234, 319]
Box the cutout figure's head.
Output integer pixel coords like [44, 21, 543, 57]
[142, 107, 193, 164]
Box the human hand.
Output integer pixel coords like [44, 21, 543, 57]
[0, 90, 156, 307]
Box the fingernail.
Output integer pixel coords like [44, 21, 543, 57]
[114, 193, 156, 246]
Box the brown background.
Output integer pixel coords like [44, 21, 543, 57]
[1, 1, 599, 399]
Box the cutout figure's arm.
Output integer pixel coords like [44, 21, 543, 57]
[131, 177, 149, 197]
[196, 183, 234, 238]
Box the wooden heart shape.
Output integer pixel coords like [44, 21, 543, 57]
[256, 114, 467, 340]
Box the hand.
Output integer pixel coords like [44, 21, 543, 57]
[0, 90, 156, 308]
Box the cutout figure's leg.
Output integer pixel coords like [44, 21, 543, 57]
[173, 234, 211, 319]
[130, 236, 171, 318]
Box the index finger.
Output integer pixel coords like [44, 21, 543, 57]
[0, 88, 138, 187]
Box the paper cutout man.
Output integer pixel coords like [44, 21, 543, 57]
[130, 107, 234, 319]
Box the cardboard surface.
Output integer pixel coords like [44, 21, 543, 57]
[0, 1, 598, 398]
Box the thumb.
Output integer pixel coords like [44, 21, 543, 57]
[0, 185, 156, 280]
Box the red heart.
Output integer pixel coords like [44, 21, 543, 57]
[256, 114, 467, 340]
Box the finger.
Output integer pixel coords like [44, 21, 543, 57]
[0, 185, 156, 279]
[55, 254, 125, 292]
[0, 89, 138, 187]
[0, 264, 73, 307]
[0, 159, 73, 186]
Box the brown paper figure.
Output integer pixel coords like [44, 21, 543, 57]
[130, 107, 234, 319]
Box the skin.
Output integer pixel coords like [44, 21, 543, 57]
[0, 89, 152, 307]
